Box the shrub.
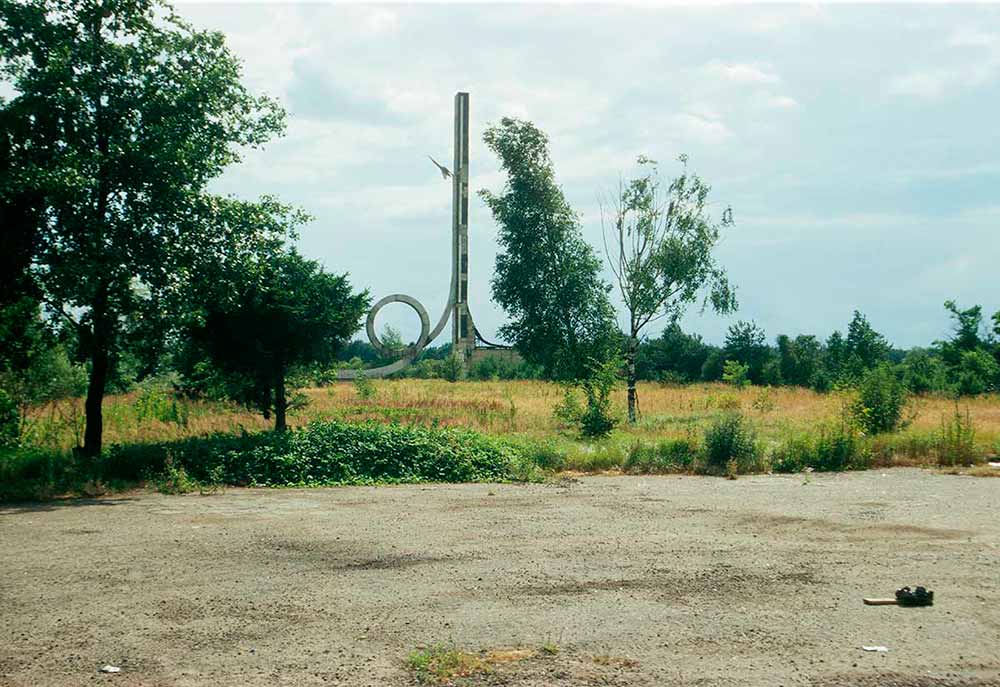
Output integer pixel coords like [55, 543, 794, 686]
[552, 386, 583, 428]
[578, 357, 619, 438]
[0, 389, 19, 447]
[722, 360, 750, 388]
[901, 349, 949, 394]
[624, 438, 698, 474]
[353, 374, 377, 400]
[104, 420, 530, 488]
[850, 363, 909, 435]
[936, 404, 977, 466]
[954, 349, 999, 396]
[702, 412, 759, 475]
[770, 420, 870, 472]
[441, 354, 463, 383]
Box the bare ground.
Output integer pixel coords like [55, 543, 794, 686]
[1, 469, 998, 687]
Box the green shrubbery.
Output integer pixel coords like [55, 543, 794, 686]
[0, 420, 542, 501]
[850, 363, 910, 435]
[702, 411, 760, 475]
[770, 420, 870, 473]
[624, 438, 698, 474]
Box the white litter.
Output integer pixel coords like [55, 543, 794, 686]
[988, 462, 1000, 468]
[861, 646, 889, 653]
[100, 665, 121, 673]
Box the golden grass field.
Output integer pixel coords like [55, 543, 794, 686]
[27, 379, 1000, 462]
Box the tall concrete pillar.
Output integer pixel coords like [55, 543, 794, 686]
[452, 92, 476, 360]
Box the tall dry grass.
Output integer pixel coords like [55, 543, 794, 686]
[24, 380, 1000, 460]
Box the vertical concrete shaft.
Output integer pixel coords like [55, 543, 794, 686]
[452, 92, 476, 359]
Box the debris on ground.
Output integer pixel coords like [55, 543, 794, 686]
[861, 646, 889, 653]
[99, 665, 121, 673]
[863, 585, 934, 606]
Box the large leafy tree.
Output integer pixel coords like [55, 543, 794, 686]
[185, 250, 370, 432]
[602, 156, 736, 421]
[723, 321, 769, 386]
[0, 0, 289, 454]
[480, 118, 617, 380]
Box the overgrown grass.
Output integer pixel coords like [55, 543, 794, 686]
[0, 420, 543, 501]
[6, 380, 999, 501]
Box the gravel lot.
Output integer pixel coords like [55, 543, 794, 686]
[2, 469, 998, 687]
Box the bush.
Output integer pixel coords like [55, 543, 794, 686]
[578, 357, 619, 438]
[353, 374, 377, 400]
[0, 389, 19, 447]
[850, 363, 909, 434]
[702, 412, 759, 475]
[624, 438, 698, 474]
[936, 404, 977, 466]
[104, 420, 531, 488]
[722, 360, 750, 388]
[770, 420, 870, 473]
[552, 386, 583, 428]
[954, 349, 999, 396]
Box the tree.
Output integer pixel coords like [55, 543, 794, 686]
[635, 323, 713, 382]
[724, 321, 769, 385]
[845, 311, 890, 372]
[776, 334, 822, 387]
[0, 0, 289, 455]
[187, 250, 369, 431]
[480, 118, 617, 380]
[602, 156, 736, 421]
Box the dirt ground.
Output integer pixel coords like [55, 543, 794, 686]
[2, 469, 998, 687]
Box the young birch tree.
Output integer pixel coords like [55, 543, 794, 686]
[602, 156, 737, 422]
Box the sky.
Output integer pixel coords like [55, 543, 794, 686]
[176, 2, 1000, 349]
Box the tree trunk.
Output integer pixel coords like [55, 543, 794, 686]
[273, 368, 287, 433]
[626, 334, 638, 423]
[83, 333, 109, 456]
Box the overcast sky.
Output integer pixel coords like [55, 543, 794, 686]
[178, 2, 1000, 349]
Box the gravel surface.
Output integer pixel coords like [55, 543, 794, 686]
[1, 469, 998, 686]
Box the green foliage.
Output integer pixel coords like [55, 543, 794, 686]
[700, 349, 725, 381]
[468, 355, 540, 380]
[184, 249, 369, 431]
[776, 334, 822, 387]
[0, 389, 18, 447]
[936, 404, 976, 467]
[0, 0, 294, 454]
[901, 348, 950, 394]
[480, 118, 617, 380]
[770, 421, 870, 473]
[601, 155, 737, 421]
[353, 374, 377, 401]
[722, 360, 750, 388]
[406, 646, 485, 685]
[577, 357, 620, 438]
[624, 438, 698, 473]
[724, 321, 769, 384]
[954, 349, 999, 396]
[441, 353, 464, 383]
[552, 386, 584, 428]
[702, 412, 759, 474]
[850, 363, 910, 435]
[102, 420, 530, 488]
[152, 454, 199, 495]
[635, 324, 715, 382]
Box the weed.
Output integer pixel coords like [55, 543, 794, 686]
[406, 645, 487, 684]
[353, 374, 377, 401]
[702, 412, 759, 475]
[937, 404, 976, 466]
[153, 454, 198, 494]
[624, 437, 697, 474]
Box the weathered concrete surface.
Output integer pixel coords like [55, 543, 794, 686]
[1, 470, 998, 686]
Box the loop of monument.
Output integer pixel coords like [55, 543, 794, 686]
[337, 93, 506, 380]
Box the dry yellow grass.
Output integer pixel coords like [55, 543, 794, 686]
[26, 380, 1000, 459]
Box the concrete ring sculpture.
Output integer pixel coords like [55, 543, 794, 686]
[366, 294, 431, 357]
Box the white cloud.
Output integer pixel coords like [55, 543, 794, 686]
[765, 94, 800, 110]
[667, 112, 734, 145]
[703, 61, 780, 85]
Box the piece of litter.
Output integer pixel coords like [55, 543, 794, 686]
[100, 665, 121, 673]
[862, 646, 889, 653]
[988, 462, 1000, 468]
